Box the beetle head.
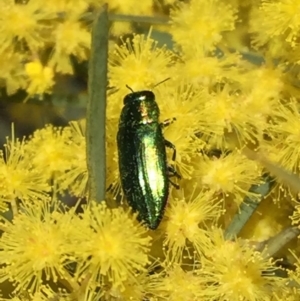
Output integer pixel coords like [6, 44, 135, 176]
[123, 90, 155, 105]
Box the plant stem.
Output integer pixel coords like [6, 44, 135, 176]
[80, 12, 169, 24]
[260, 226, 300, 259]
[109, 13, 169, 24]
[224, 173, 275, 240]
[86, 4, 109, 202]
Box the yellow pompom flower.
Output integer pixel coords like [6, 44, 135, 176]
[25, 61, 54, 96]
[0, 200, 75, 293]
[194, 150, 263, 206]
[150, 265, 206, 301]
[199, 228, 288, 300]
[197, 84, 262, 147]
[26, 125, 74, 181]
[50, 15, 91, 74]
[0, 48, 27, 95]
[263, 99, 300, 173]
[108, 31, 176, 100]
[155, 80, 207, 179]
[250, 0, 300, 49]
[238, 65, 284, 130]
[170, 0, 237, 54]
[162, 187, 222, 262]
[74, 202, 152, 290]
[178, 49, 242, 87]
[0, 0, 55, 51]
[0, 136, 50, 209]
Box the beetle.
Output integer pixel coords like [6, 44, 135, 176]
[117, 88, 180, 229]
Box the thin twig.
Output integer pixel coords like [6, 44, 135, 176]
[86, 4, 109, 202]
[260, 226, 300, 259]
[224, 173, 275, 240]
[108, 13, 169, 24]
[78, 11, 170, 24]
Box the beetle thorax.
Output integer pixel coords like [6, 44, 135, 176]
[137, 100, 159, 124]
[120, 99, 160, 127]
[120, 90, 160, 127]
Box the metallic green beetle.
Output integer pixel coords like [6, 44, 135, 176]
[117, 89, 179, 229]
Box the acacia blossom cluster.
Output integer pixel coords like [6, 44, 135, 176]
[0, 0, 300, 300]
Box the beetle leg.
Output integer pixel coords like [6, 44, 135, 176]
[106, 184, 112, 192]
[169, 179, 180, 189]
[167, 166, 180, 189]
[160, 117, 176, 129]
[167, 165, 181, 179]
[165, 139, 176, 161]
[162, 119, 177, 160]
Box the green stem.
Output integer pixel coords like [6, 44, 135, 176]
[80, 11, 170, 24]
[108, 14, 169, 24]
[260, 226, 300, 259]
[224, 173, 275, 240]
[86, 4, 109, 202]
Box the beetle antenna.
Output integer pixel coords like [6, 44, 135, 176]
[125, 85, 134, 93]
[152, 77, 171, 89]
